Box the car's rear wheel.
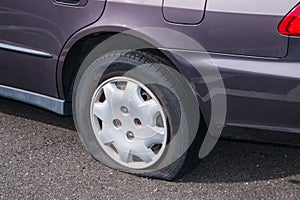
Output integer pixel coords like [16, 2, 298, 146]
[90, 76, 168, 169]
[73, 50, 203, 180]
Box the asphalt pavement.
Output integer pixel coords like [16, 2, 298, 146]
[0, 97, 299, 199]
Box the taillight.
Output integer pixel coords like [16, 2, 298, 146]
[278, 4, 300, 36]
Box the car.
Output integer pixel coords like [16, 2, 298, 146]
[1, 0, 300, 180]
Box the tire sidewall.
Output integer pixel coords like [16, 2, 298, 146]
[73, 51, 201, 178]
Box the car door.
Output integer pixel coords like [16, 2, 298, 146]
[0, 0, 106, 97]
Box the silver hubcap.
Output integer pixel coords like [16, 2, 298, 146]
[90, 77, 167, 169]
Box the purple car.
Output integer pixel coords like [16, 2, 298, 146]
[1, 0, 300, 180]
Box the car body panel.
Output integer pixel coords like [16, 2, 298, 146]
[57, 0, 291, 76]
[163, 0, 206, 24]
[0, 0, 106, 97]
[168, 50, 300, 132]
[0, 0, 300, 142]
[56, 0, 300, 135]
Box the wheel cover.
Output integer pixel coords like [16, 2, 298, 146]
[90, 77, 168, 169]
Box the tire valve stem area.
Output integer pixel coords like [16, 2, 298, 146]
[141, 90, 151, 101]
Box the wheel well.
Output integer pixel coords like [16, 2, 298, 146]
[62, 31, 210, 129]
[62, 32, 174, 102]
[62, 33, 112, 102]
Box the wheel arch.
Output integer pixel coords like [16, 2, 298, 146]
[57, 27, 211, 126]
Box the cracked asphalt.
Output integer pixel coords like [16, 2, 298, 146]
[0, 97, 299, 199]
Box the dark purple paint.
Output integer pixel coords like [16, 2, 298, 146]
[163, 7, 205, 25]
[0, 0, 106, 97]
[94, 2, 288, 57]
[0, 0, 299, 135]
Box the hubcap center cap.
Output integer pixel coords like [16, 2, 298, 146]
[120, 106, 129, 114]
[126, 131, 135, 140]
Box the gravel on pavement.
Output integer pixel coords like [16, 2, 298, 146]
[0, 97, 299, 199]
